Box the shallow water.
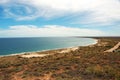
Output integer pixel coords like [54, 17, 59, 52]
[0, 37, 96, 55]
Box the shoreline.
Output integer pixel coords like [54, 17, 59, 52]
[0, 37, 120, 80]
[0, 38, 98, 58]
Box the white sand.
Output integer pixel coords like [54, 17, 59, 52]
[20, 47, 79, 58]
[59, 47, 79, 53]
[20, 53, 49, 58]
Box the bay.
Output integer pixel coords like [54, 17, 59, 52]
[0, 37, 96, 55]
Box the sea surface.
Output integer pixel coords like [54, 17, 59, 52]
[0, 37, 97, 56]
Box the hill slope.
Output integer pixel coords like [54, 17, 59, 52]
[0, 37, 120, 80]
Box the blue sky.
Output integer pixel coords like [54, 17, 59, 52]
[0, 0, 120, 37]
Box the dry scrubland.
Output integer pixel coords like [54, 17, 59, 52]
[0, 37, 120, 80]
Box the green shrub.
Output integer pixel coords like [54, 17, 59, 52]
[85, 65, 104, 76]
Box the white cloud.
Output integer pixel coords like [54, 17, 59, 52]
[0, 0, 10, 4]
[0, 25, 104, 37]
[1, 0, 120, 24]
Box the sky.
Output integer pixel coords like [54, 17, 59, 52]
[0, 0, 120, 37]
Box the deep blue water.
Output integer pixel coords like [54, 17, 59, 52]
[0, 37, 96, 55]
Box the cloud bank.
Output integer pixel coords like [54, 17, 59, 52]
[0, 25, 104, 37]
[0, 0, 120, 37]
[1, 0, 120, 24]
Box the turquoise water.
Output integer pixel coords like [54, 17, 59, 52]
[0, 37, 96, 55]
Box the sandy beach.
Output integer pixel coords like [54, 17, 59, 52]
[0, 38, 98, 58]
[19, 47, 79, 58]
[0, 37, 120, 80]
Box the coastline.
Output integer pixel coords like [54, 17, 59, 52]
[0, 37, 120, 80]
[0, 38, 98, 58]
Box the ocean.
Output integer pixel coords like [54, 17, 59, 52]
[0, 37, 97, 56]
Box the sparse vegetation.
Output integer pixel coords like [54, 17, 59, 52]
[0, 37, 120, 80]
